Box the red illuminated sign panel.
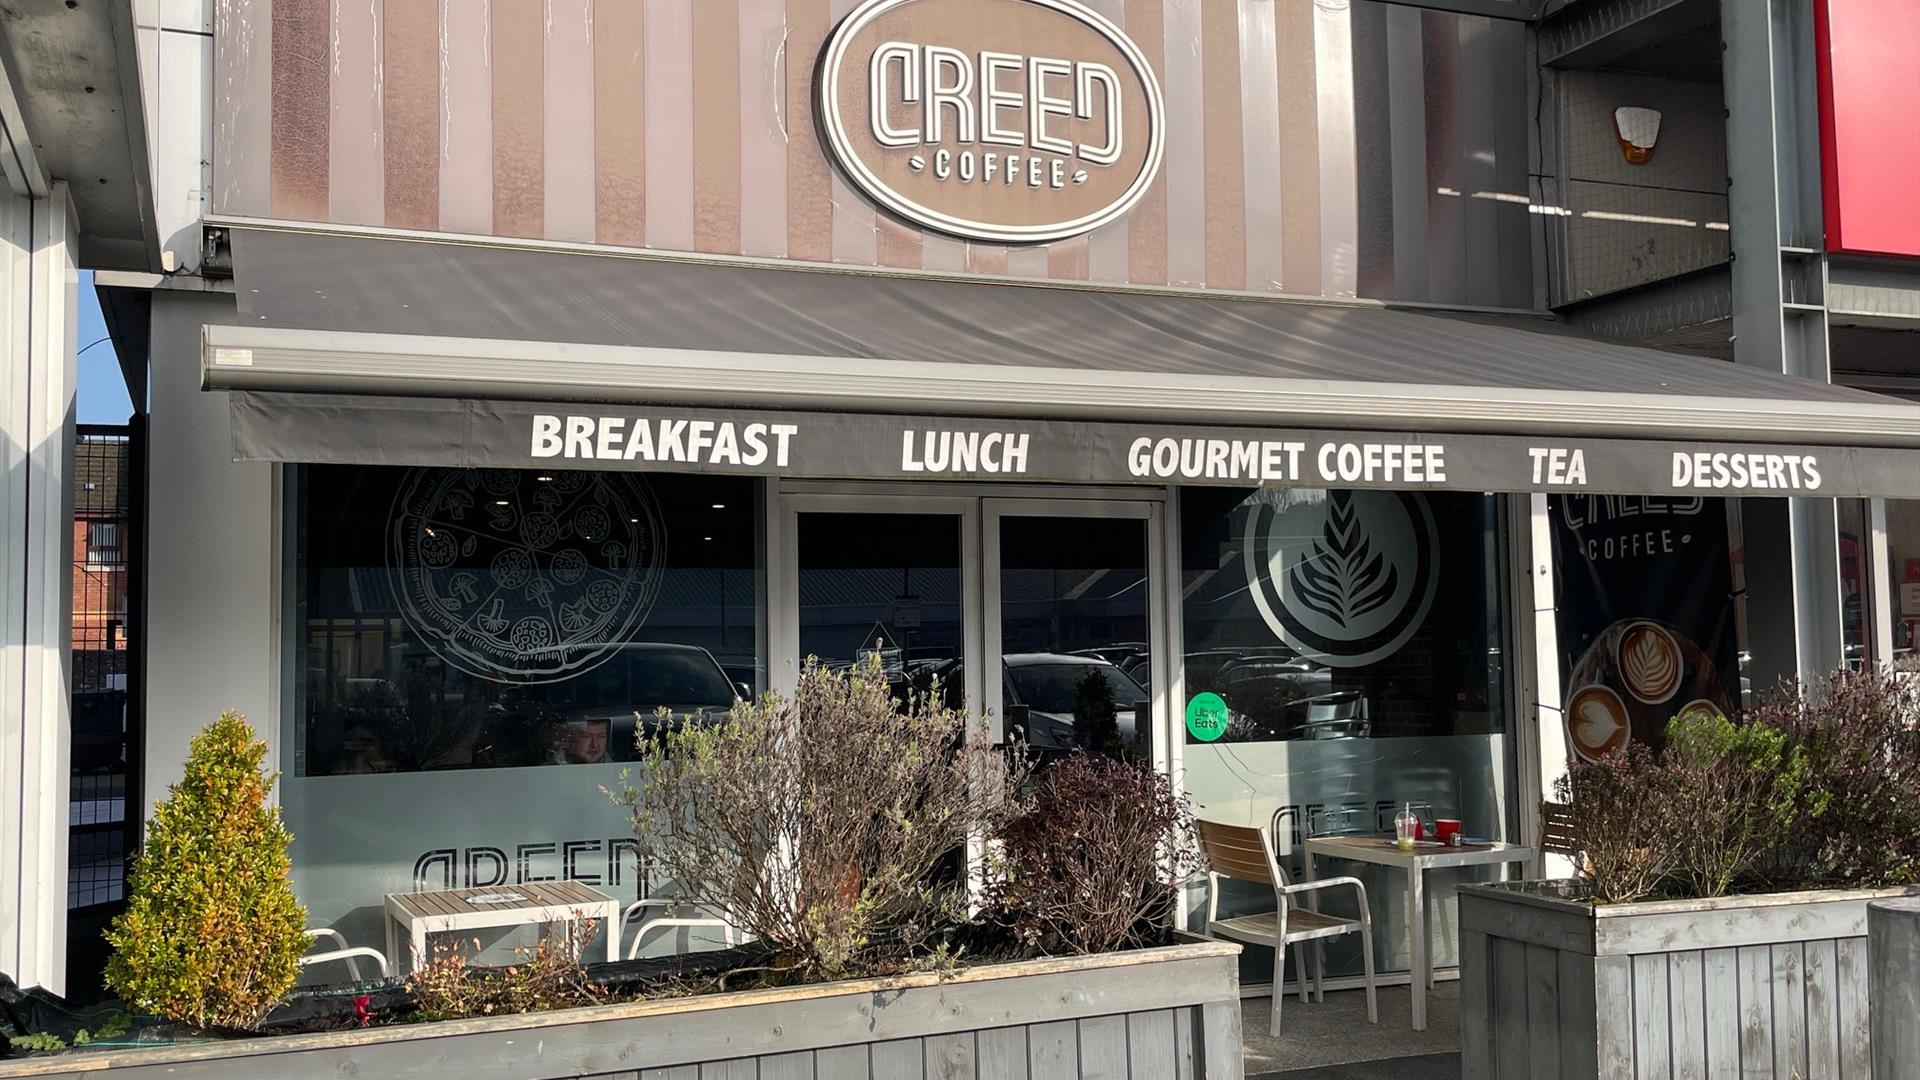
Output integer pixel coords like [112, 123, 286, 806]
[1815, 0, 1920, 257]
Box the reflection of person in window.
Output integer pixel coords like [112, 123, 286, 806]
[340, 723, 393, 774]
[554, 718, 610, 764]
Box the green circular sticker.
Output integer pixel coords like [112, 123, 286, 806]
[1185, 692, 1230, 742]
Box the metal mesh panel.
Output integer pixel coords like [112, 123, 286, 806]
[70, 427, 134, 911]
[1549, 68, 1732, 304]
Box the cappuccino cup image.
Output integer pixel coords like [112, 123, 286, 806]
[1674, 697, 1728, 726]
[1617, 620, 1683, 705]
[1567, 683, 1630, 762]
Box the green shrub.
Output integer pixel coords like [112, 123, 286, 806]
[1661, 710, 1806, 898]
[104, 712, 308, 1030]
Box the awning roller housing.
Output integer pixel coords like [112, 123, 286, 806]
[206, 222, 1920, 497]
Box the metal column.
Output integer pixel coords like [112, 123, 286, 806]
[0, 183, 78, 995]
[1721, 0, 1844, 690]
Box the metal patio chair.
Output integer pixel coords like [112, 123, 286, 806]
[1196, 817, 1378, 1037]
[621, 895, 745, 958]
[299, 927, 394, 982]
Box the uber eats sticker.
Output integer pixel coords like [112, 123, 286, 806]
[1185, 692, 1230, 742]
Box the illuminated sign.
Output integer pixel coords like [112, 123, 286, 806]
[816, 0, 1166, 244]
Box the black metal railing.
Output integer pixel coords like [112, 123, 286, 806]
[66, 423, 142, 998]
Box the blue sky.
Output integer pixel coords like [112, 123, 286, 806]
[76, 271, 134, 425]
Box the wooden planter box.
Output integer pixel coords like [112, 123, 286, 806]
[0, 942, 1244, 1080]
[1457, 881, 1916, 1080]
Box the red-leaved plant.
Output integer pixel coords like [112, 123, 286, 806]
[988, 754, 1201, 955]
[1748, 667, 1920, 888]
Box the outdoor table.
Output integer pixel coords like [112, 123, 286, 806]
[384, 879, 621, 972]
[1302, 834, 1536, 1031]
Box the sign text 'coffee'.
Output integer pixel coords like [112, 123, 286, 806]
[817, 0, 1166, 244]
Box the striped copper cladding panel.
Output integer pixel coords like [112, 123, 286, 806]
[213, 0, 1534, 307]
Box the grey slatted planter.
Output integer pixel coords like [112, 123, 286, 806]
[0, 941, 1243, 1080]
[1869, 897, 1920, 1079]
[1457, 881, 1917, 1080]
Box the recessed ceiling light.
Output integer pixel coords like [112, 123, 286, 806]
[495, 500, 510, 506]
[711, 503, 726, 510]
[536, 475, 554, 481]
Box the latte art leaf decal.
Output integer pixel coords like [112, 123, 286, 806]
[1288, 491, 1400, 629]
[1623, 629, 1680, 701]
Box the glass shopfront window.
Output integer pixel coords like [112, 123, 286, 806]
[1840, 498, 1875, 669]
[282, 466, 762, 957]
[1179, 487, 1514, 981]
[1885, 500, 1920, 664]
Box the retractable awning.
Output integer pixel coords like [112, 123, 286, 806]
[207, 222, 1920, 496]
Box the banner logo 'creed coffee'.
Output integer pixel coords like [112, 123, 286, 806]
[817, 0, 1166, 243]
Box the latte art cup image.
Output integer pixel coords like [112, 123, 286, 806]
[1617, 620, 1683, 705]
[1563, 617, 1735, 758]
[1567, 683, 1630, 762]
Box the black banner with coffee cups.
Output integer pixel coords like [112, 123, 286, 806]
[1551, 495, 1742, 761]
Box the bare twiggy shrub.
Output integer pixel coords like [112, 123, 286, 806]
[988, 754, 1201, 954]
[610, 657, 1024, 981]
[1558, 742, 1680, 904]
[406, 920, 605, 1019]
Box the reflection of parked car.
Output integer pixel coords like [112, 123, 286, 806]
[1071, 643, 1152, 694]
[1005, 653, 1149, 753]
[1207, 651, 1369, 741]
[905, 653, 1150, 754]
[547, 643, 745, 758]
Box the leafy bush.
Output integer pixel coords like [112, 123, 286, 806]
[1563, 668, 1920, 904]
[104, 712, 308, 1030]
[1556, 742, 1678, 904]
[1750, 668, 1920, 887]
[72, 1012, 131, 1045]
[610, 657, 1024, 981]
[407, 924, 604, 1020]
[1661, 710, 1807, 898]
[988, 754, 1200, 955]
[10, 1012, 134, 1053]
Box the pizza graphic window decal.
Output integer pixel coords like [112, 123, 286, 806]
[387, 468, 666, 685]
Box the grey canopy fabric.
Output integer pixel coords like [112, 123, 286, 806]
[209, 222, 1920, 447]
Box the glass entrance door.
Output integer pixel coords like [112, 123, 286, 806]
[783, 495, 982, 716]
[779, 493, 1162, 757]
[985, 499, 1162, 764]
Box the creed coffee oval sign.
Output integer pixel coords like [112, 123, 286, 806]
[817, 0, 1166, 244]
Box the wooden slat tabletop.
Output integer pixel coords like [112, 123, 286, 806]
[390, 880, 615, 919]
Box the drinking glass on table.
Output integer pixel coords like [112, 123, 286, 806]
[1407, 801, 1436, 841]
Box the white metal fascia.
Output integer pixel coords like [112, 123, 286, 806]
[0, 42, 50, 198]
[200, 323, 1920, 447]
